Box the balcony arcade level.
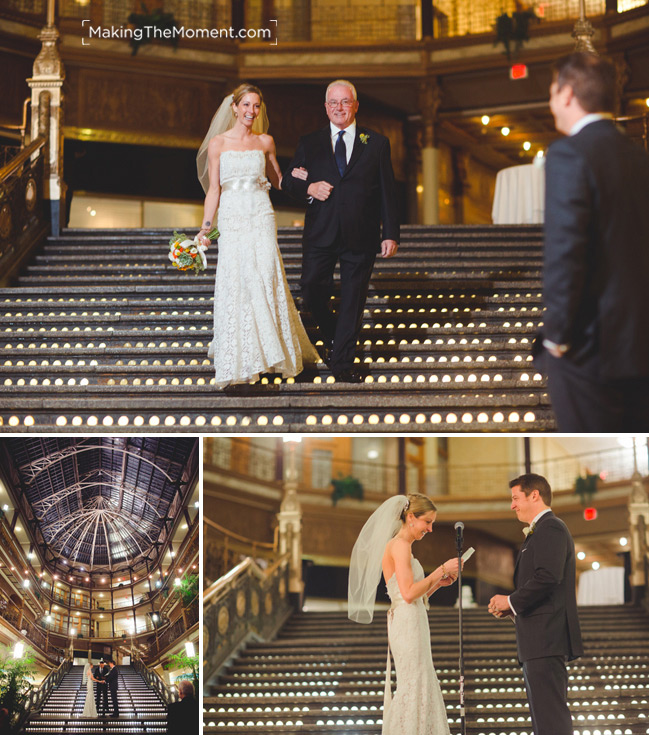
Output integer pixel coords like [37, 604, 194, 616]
[0, 437, 200, 734]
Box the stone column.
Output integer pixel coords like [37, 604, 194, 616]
[405, 118, 422, 225]
[277, 438, 304, 610]
[628, 470, 649, 606]
[27, 0, 66, 236]
[419, 78, 441, 225]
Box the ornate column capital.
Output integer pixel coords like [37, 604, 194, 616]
[572, 0, 596, 53]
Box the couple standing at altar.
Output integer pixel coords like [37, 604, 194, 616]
[82, 659, 119, 718]
[196, 78, 399, 388]
[349, 473, 582, 735]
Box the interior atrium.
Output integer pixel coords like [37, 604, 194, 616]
[204, 436, 649, 735]
[0, 437, 199, 734]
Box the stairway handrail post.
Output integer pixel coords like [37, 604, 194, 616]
[456, 530, 467, 735]
[26, 0, 66, 238]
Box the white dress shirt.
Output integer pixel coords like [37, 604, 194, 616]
[569, 112, 613, 136]
[330, 120, 356, 164]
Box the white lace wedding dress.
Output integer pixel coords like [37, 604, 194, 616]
[82, 665, 97, 717]
[382, 558, 451, 735]
[208, 149, 319, 387]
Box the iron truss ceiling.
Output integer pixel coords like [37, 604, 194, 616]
[3, 437, 197, 572]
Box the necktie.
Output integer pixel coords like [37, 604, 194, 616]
[335, 129, 346, 177]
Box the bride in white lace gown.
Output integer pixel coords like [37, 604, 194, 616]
[82, 662, 97, 717]
[196, 84, 318, 388]
[348, 494, 461, 735]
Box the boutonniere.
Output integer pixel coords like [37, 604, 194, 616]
[522, 521, 536, 537]
[359, 133, 370, 145]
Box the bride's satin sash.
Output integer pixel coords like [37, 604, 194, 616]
[221, 176, 271, 193]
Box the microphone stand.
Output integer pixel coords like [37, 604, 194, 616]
[456, 529, 466, 735]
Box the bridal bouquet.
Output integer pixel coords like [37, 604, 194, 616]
[168, 227, 219, 275]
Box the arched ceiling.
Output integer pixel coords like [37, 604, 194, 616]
[3, 437, 197, 572]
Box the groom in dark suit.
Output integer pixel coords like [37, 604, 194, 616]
[282, 79, 400, 382]
[489, 473, 583, 735]
[104, 659, 119, 718]
[93, 660, 108, 716]
[535, 52, 649, 430]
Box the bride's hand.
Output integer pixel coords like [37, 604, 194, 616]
[197, 230, 210, 248]
[292, 166, 308, 180]
[443, 557, 462, 583]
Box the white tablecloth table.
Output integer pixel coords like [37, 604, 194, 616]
[577, 566, 625, 606]
[492, 162, 545, 224]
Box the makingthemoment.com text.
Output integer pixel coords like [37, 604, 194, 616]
[83, 24, 273, 41]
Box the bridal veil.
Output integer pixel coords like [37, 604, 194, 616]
[348, 495, 409, 624]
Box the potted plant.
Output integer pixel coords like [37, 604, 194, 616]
[127, 2, 179, 55]
[0, 644, 36, 732]
[331, 475, 364, 506]
[165, 650, 199, 698]
[494, 7, 538, 59]
[176, 575, 199, 607]
[575, 473, 599, 506]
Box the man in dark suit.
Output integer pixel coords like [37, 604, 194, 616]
[489, 473, 583, 735]
[93, 660, 108, 716]
[282, 79, 400, 382]
[536, 51, 649, 430]
[167, 680, 199, 735]
[103, 659, 119, 718]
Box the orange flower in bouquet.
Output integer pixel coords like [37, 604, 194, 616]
[168, 227, 219, 275]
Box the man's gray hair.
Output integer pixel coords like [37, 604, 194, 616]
[326, 79, 357, 101]
[178, 680, 194, 697]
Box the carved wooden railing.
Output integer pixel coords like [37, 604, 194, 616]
[203, 552, 291, 684]
[0, 92, 50, 287]
[133, 656, 178, 705]
[204, 516, 278, 588]
[15, 656, 72, 733]
[0, 97, 31, 148]
[0, 590, 63, 662]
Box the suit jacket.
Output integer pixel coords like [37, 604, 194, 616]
[509, 511, 583, 663]
[540, 119, 649, 379]
[282, 125, 399, 253]
[104, 666, 119, 691]
[93, 665, 106, 682]
[167, 695, 199, 735]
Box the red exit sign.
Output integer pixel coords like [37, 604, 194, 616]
[510, 64, 529, 80]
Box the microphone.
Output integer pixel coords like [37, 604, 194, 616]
[455, 521, 464, 552]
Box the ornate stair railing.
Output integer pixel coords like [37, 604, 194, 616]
[0, 93, 50, 287]
[15, 656, 72, 733]
[132, 656, 178, 705]
[203, 552, 291, 684]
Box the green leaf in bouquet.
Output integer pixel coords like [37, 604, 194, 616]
[177, 253, 194, 267]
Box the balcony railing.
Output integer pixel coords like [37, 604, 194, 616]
[204, 516, 277, 587]
[3, 0, 647, 44]
[153, 599, 198, 653]
[208, 437, 649, 499]
[0, 592, 63, 662]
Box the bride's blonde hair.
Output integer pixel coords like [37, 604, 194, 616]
[399, 493, 436, 522]
[231, 83, 269, 135]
